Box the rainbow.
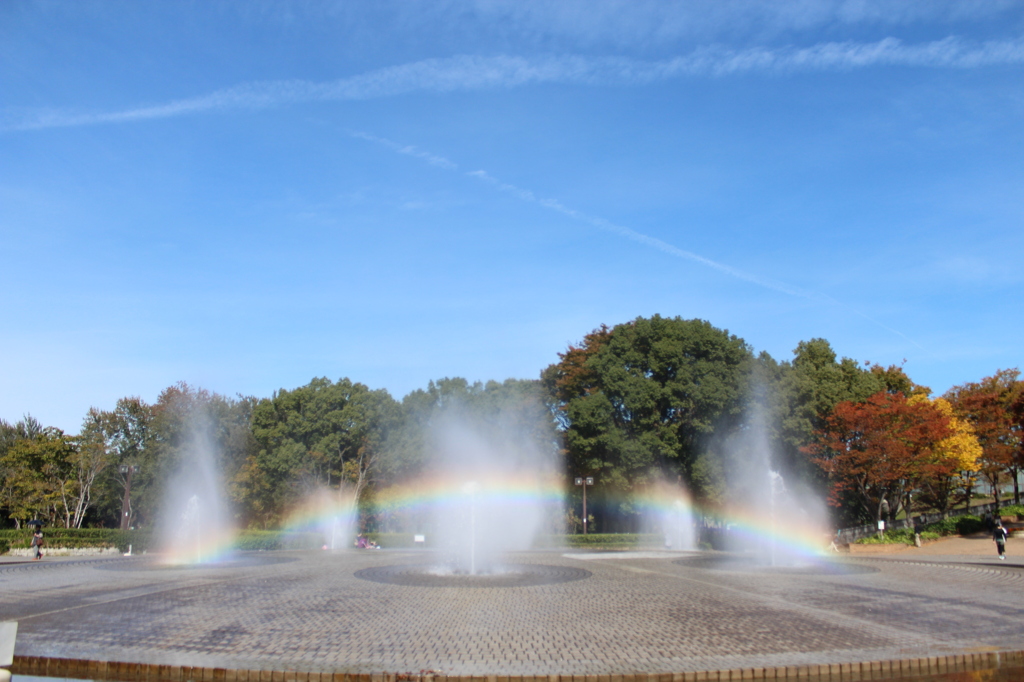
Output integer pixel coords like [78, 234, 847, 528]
[158, 526, 238, 566]
[628, 481, 828, 559]
[157, 473, 828, 562]
[703, 504, 829, 559]
[281, 491, 357, 532]
[371, 472, 565, 516]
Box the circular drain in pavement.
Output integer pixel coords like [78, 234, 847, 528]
[355, 563, 592, 587]
[673, 554, 879, 575]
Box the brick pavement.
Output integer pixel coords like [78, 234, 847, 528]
[1, 548, 1023, 676]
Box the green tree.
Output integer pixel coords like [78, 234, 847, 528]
[141, 383, 257, 527]
[772, 339, 886, 489]
[69, 409, 117, 528]
[389, 377, 556, 482]
[249, 377, 400, 527]
[544, 316, 753, 523]
[0, 416, 45, 527]
[1, 427, 79, 527]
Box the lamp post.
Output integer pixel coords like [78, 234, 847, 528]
[119, 465, 139, 531]
[574, 476, 594, 535]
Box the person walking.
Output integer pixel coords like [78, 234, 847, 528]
[30, 526, 44, 560]
[993, 520, 1008, 560]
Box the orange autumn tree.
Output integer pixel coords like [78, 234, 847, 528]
[945, 370, 1023, 508]
[1013, 390, 1024, 498]
[806, 391, 952, 526]
[541, 325, 612, 409]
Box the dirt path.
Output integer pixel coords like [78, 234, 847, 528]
[848, 532, 1023, 561]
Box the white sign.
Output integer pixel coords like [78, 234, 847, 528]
[414, 534, 425, 544]
[877, 520, 886, 530]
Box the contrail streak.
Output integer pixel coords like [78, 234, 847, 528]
[466, 170, 813, 299]
[353, 132, 927, 350]
[5, 35, 1023, 132]
[349, 131, 458, 170]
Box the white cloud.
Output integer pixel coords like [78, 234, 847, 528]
[5, 35, 1023, 132]
[256, 1, 1021, 48]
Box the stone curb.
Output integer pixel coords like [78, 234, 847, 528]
[10, 651, 1024, 682]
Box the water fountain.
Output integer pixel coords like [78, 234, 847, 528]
[356, 402, 578, 586]
[282, 485, 358, 551]
[156, 417, 235, 565]
[429, 413, 558, 575]
[638, 479, 697, 551]
[714, 396, 827, 568]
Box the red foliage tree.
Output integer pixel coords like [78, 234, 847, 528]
[806, 391, 952, 525]
[541, 324, 612, 432]
[945, 370, 1023, 507]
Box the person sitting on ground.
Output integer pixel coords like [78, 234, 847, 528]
[994, 520, 1008, 561]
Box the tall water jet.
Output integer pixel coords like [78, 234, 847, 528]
[638, 479, 697, 551]
[428, 409, 561, 575]
[722, 395, 826, 565]
[282, 485, 358, 550]
[156, 413, 235, 565]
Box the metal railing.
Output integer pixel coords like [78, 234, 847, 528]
[836, 500, 1010, 545]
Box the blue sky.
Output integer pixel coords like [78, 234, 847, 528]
[2, 1, 1023, 432]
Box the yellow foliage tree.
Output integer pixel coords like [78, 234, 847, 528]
[908, 395, 982, 514]
[930, 398, 982, 472]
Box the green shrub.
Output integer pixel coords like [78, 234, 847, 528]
[999, 504, 1024, 518]
[233, 530, 283, 551]
[561, 533, 661, 548]
[856, 528, 916, 545]
[922, 518, 958, 536]
[0, 539, 9, 555]
[234, 531, 325, 551]
[954, 516, 986, 535]
[919, 515, 985, 537]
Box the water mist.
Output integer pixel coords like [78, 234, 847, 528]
[428, 410, 561, 575]
[155, 416, 234, 565]
[639, 479, 697, 551]
[723, 396, 826, 565]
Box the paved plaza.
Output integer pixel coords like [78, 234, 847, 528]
[2, 542, 1023, 676]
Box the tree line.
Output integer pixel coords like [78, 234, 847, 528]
[2, 315, 1021, 531]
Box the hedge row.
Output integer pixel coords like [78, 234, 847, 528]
[0, 529, 666, 553]
[0, 529, 151, 553]
[233, 531, 324, 551]
[0, 529, 327, 553]
[856, 529, 941, 545]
